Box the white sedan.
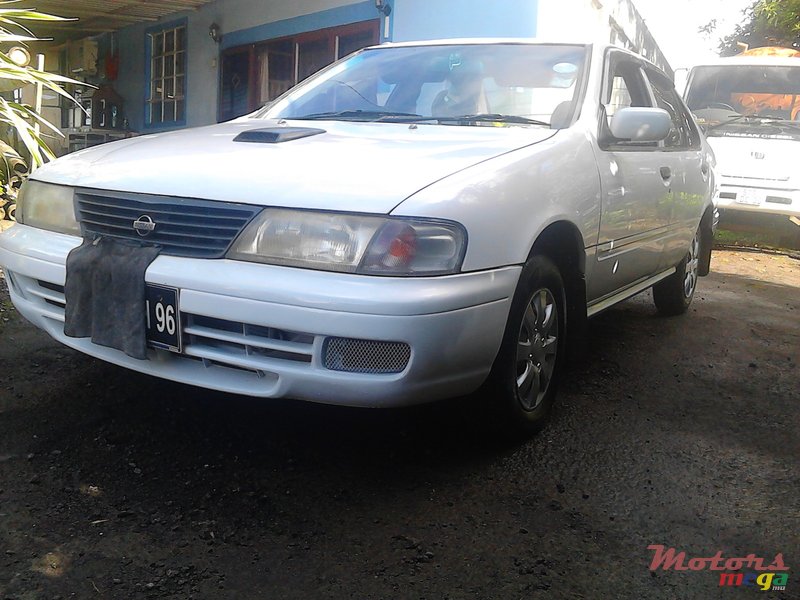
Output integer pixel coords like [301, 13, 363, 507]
[0, 40, 716, 433]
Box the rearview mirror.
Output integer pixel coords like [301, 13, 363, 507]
[609, 107, 672, 142]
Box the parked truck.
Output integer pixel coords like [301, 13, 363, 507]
[684, 47, 800, 247]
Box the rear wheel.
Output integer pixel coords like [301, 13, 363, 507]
[653, 228, 700, 316]
[481, 255, 566, 435]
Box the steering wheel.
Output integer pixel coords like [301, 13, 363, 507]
[707, 102, 736, 111]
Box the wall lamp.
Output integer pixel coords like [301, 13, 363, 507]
[375, 0, 392, 16]
[7, 46, 31, 67]
[209, 22, 222, 44]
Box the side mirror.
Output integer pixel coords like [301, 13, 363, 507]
[609, 107, 672, 142]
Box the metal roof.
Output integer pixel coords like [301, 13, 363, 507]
[21, 0, 216, 39]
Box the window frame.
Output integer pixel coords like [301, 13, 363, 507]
[144, 18, 188, 130]
[218, 20, 379, 122]
[644, 66, 702, 151]
[598, 49, 660, 152]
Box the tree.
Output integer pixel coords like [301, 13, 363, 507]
[0, 2, 84, 219]
[712, 0, 800, 56]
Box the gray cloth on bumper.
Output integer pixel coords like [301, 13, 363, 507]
[64, 237, 161, 360]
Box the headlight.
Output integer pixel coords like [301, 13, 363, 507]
[227, 208, 466, 276]
[16, 180, 80, 236]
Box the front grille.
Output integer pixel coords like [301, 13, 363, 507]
[36, 280, 66, 309]
[76, 191, 261, 258]
[323, 337, 411, 374]
[183, 314, 315, 370]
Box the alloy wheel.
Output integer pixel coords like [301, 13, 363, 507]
[684, 231, 700, 298]
[515, 288, 558, 411]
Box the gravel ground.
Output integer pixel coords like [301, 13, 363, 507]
[0, 248, 798, 599]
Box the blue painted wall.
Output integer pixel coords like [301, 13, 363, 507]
[114, 0, 379, 132]
[112, 0, 540, 132]
[221, 1, 376, 50]
[392, 0, 538, 42]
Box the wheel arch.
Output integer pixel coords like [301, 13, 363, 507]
[527, 220, 588, 358]
[698, 204, 715, 277]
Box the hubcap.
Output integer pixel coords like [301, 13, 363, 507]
[515, 288, 558, 411]
[684, 232, 700, 298]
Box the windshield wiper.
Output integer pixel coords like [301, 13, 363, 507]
[291, 111, 552, 127]
[292, 110, 425, 122]
[436, 113, 551, 127]
[705, 112, 796, 132]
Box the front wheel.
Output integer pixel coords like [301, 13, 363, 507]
[653, 228, 700, 316]
[481, 255, 566, 435]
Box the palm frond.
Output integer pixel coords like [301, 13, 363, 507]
[0, 5, 86, 169]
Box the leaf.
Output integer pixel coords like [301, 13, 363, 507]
[0, 33, 37, 42]
[0, 9, 74, 22]
[0, 96, 44, 166]
[0, 5, 85, 166]
[8, 101, 64, 137]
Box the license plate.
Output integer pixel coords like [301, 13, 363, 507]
[145, 284, 182, 353]
[736, 189, 762, 206]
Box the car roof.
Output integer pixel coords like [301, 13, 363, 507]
[359, 39, 672, 80]
[368, 39, 662, 65]
[371, 38, 593, 49]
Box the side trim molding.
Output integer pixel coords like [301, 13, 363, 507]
[587, 267, 676, 317]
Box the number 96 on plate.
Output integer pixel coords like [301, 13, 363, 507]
[145, 284, 182, 353]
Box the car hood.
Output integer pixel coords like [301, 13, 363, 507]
[34, 119, 557, 214]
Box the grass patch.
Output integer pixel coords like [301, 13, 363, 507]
[714, 227, 800, 253]
[715, 228, 783, 248]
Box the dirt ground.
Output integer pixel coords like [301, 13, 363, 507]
[0, 248, 798, 600]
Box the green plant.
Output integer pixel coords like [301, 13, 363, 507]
[706, 0, 800, 56]
[0, 138, 24, 219]
[0, 1, 85, 219]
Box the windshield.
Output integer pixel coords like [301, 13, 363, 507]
[686, 64, 800, 137]
[261, 43, 587, 127]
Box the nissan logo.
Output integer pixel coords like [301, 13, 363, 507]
[133, 215, 156, 237]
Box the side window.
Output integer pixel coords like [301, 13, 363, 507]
[603, 58, 651, 117]
[601, 54, 654, 148]
[606, 75, 632, 117]
[680, 104, 703, 148]
[646, 70, 694, 149]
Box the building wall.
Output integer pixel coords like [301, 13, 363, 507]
[536, 0, 671, 76]
[391, 0, 538, 42]
[104, 0, 670, 132]
[115, 0, 376, 132]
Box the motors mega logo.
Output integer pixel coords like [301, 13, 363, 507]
[648, 545, 790, 592]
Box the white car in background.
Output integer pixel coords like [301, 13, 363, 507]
[0, 40, 716, 433]
[684, 51, 800, 246]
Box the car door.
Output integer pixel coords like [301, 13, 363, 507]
[643, 66, 709, 271]
[589, 51, 675, 302]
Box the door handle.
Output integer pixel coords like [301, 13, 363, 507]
[660, 166, 672, 180]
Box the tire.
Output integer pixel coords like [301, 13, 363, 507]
[653, 228, 700, 316]
[481, 255, 566, 435]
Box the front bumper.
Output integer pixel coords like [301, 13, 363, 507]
[715, 178, 799, 219]
[0, 225, 520, 407]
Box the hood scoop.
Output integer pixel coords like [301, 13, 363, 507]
[234, 126, 325, 144]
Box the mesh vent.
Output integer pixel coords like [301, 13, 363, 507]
[323, 338, 411, 374]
